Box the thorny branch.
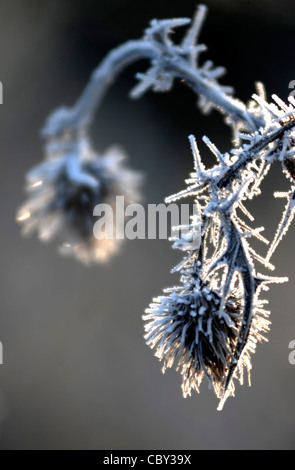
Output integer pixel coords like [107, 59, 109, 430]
[17, 4, 295, 409]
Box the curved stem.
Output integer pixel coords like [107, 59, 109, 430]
[73, 40, 157, 128]
[42, 39, 264, 138]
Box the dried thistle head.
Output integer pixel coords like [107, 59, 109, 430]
[16, 135, 142, 264]
[144, 266, 273, 407]
[144, 275, 242, 397]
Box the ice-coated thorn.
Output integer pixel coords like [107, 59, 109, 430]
[182, 4, 207, 48]
[202, 135, 227, 166]
[188, 134, 206, 175]
[145, 18, 191, 43]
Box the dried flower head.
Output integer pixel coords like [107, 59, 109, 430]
[144, 275, 242, 396]
[144, 258, 274, 408]
[16, 134, 142, 264]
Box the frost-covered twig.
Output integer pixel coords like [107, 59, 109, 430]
[145, 89, 295, 409]
[42, 5, 262, 139]
[145, 118, 293, 409]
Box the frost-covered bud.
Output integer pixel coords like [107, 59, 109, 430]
[143, 277, 243, 398]
[16, 135, 142, 264]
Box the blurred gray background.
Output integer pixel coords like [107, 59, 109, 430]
[0, 0, 295, 450]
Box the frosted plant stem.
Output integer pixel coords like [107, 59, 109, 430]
[42, 41, 157, 136]
[218, 118, 295, 189]
[159, 56, 264, 130]
[42, 39, 264, 138]
[73, 41, 158, 129]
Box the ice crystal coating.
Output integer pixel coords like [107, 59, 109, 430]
[144, 101, 294, 408]
[16, 135, 142, 264]
[144, 276, 242, 397]
[144, 272, 272, 403]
